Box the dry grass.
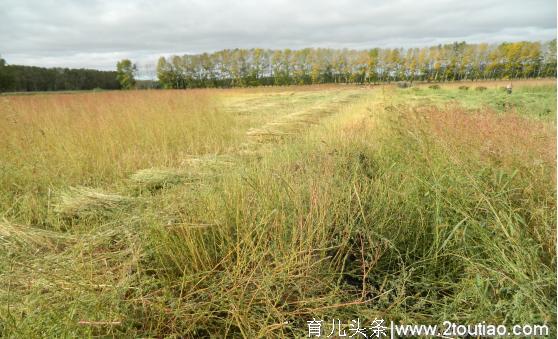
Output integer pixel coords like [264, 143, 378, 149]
[130, 168, 188, 190]
[0, 90, 235, 185]
[0, 81, 555, 337]
[55, 186, 131, 219]
[421, 105, 556, 170]
[245, 91, 363, 140]
[0, 219, 72, 252]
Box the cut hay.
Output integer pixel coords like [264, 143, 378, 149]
[0, 219, 72, 252]
[55, 186, 131, 218]
[180, 154, 235, 169]
[130, 168, 187, 190]
[232, 142, 272, 158]
[246, 128, 295, 137]
[245, 98, 350, 139]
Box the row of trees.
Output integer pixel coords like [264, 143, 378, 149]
[156, 40, 557, 88]
[0, 57, 120, 92]
[2, 40, 555, 92]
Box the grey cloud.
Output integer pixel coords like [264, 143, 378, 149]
[1, 0, 555, 70]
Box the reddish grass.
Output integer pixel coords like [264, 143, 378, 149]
[419, 105, 556, 174]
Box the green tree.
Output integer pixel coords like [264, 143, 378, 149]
[157, 57, 177, 88]
[0, 56, 10, 91]
[150, 40, 556, 89]
[542, 39, 557, 77]
[116, 59, 136, 89]
[367, 48, 379, 83]
[1, 59, 119, 92]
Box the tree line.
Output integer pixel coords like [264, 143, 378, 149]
[0, 57, 120, 92]
[2, 40, 556, 92]
[156, 40, 557, 89]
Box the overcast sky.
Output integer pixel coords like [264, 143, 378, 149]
[1, 0, 556, 71]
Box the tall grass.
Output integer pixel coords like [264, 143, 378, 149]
[0, 83, 555, 337]
[0, 90, 234, 179]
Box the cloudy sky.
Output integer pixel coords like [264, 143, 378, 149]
[1, 0, 556, 71]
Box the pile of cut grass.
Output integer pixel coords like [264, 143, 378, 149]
[130, 168, 188, 191]
[0, 220, 72, 253]
[55, 186, 131, 219]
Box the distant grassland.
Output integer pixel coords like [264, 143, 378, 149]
[0, 80, 556, 337]
[408, 80, 557, 119]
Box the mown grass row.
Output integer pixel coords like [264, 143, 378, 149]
[0, 89, 357, 227]
[0, 84, 555, 337]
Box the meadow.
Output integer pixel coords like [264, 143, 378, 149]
[0, 79, 556, 337]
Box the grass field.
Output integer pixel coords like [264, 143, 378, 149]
[0, 80, 556, 337]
